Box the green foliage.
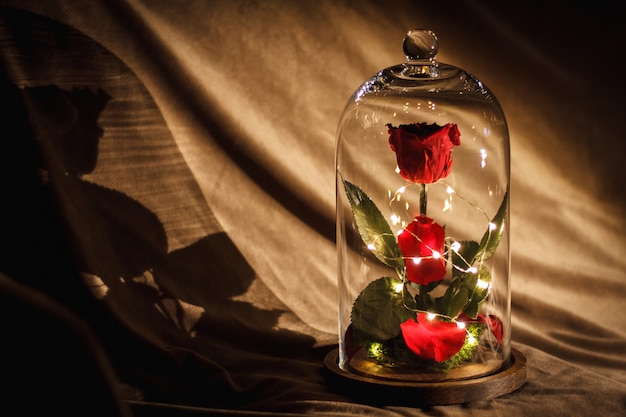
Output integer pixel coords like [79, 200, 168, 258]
[351, 277, 416, 346]
[476, 189, 508, 263]
[451, 240, 479, 279]
[443, 190, 508, 318]
[445, 286, 470, 318]
[342, 179, 404, 275]
[463, 265, 492, 318]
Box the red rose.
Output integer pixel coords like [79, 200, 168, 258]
[398, 215, 446, 285]
[388, 122, 460, 184]
[400, 313, 466, 362]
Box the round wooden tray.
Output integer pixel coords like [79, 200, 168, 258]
[324, 347, 527, 406]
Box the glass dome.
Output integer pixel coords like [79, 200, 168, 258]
[335, 29, 510, 382]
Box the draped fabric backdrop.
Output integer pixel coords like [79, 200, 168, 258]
[0, 1, 625, 416]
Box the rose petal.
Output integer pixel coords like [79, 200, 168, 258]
[400, 313, 466, 362]
[398, 215, 446, 285]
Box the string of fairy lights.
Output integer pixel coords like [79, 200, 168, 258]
[362, 179, 500, 328]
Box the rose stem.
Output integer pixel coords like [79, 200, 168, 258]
[418, 183, 429, 309]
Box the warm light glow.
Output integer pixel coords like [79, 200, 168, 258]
[412, 257, 422, 265]
[446, 185, 454, 194]
[489, 222, 497, 231]
[367, 243, 376, 251]
[480, 148, 487, 168]
[368, 342, 384, 358]
[394, 282, 404, 293]
[468, 266, 478, 274]
[398, 186, 406, 193]
[477, 279, 489, 289]
[468, 333, 477, 345]
[456, 321, 466, 329]
[427, 312, 436, 321]
[390, 214, 401, 225]
[451, 241, 461, 252]
[432, 251, 441, 259]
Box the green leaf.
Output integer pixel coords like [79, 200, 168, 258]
[435, 284, 454, 313]
[439, 262, 492, 319]
[461, 268, 479, 291]
[351, 277, 415, 345]
[476, 190, 508, 262]
[462, 265, 492, 318]
[462, 296, 481, 319]
[445, 286, 469, 318]
[451, 240, 479, 279]
[342, 179, 404, 272]
[441, 192, 507, 318]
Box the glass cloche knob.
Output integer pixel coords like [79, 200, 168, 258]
[402, 30, 439, 77]
[403, 29, 438, 62]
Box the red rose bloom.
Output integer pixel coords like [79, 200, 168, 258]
[398, 215, 446, 285]
[400, 313, 466, 362]
[388, 122, 461, 184]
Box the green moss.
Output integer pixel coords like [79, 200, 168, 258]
[366, 322, 486, 372]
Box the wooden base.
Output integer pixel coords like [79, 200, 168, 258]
[345, 345, 503, 382]
[324, 347, 527, 406]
